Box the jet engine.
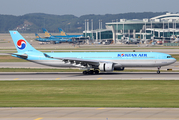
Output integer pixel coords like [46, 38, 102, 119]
[99, 63, 114, 72]
[114, 67, 125, 71]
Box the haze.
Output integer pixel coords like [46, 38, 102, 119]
[0, 0, 178, 16]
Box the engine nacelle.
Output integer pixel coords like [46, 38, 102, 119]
[114, 67, 125, 71]
[99, 63, 114, 72]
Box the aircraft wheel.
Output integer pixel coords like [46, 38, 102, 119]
[89, 70, 94, 75]
[94, 70, 99, 74]
[157, 66, 161, 74]
[83, 71, 87, 75]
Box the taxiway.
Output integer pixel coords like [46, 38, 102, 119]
[0, 72, 179, 80]
[0, 62, 179, 70]
[0, 107, 179, 120]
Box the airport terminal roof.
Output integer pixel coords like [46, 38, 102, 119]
[151, 13, 179, 20]
[106, 13, 179, 25]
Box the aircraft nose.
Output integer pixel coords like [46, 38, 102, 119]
[173, 58, 177, 63]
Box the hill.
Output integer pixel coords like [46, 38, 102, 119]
[0, 12, 167, 33]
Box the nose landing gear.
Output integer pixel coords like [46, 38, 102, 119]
[157, 66, 161, 74]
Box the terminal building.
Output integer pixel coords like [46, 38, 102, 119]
[83, 13, 179, 44]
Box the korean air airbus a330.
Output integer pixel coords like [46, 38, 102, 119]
[10, 31, 176, 75]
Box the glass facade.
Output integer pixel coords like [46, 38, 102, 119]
[100, 31, 113, 39]
[106, 21, 179, 40]
[83, 31, 112, 40]
[83, 13, 179, 42]
[111, 23, 144, 33]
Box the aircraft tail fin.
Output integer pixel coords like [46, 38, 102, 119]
[9, 31, 39, 53]
[35, 33, 41, 38]
[42, 28, 52, 37]
[58, 28, 67, 36]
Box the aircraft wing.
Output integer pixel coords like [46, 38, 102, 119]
[49, 56, 100, 67]
[44, 53, 114, 68]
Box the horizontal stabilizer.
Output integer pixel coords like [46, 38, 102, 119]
[12, 53, 28, 59]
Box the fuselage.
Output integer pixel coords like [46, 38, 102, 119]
[35, 38, 73, 43]
[54, 35, 83, 38]
[20, 52, 176, 68]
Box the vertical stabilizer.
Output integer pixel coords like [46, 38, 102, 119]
[35, 33, 41, 38]
[42, 28, 52, 37]
[9, 31, 39, 53]
[58, 28, 67, 36]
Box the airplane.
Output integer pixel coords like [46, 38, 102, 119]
[35, 33, 73, 44]
[42, 28, 83, 38]
[58, 28, 83, 38]
[10, 31, 176, 75]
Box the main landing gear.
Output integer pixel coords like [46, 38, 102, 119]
[83, 70, 99, 75]
[157, 66, 161, 74]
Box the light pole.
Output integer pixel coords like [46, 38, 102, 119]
[151, 19, 152, 34]
[123, 20, 125, 37]
[91, 19, 93, 41]
[85, 19, 87, 37]
[163, 20, 164, 43]
[99, 20, 101, 41]
[145, 21, 146, 40]
[116, 19, 118, 41]
[101, 20, 102, 29]
[116, 19, 118, 33]
[173, 20, 174, 35]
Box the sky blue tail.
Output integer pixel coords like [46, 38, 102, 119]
[9, 31, 39, 53]
[58, 28, 67, 36]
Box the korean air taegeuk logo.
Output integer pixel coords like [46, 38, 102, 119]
[17, 39, 26, 50]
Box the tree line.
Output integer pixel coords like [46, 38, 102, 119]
[0, 12, 167, 33]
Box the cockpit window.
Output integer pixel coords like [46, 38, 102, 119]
[167, 56, 173, 58]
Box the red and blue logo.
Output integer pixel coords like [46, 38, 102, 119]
[17, 39, 26, 50]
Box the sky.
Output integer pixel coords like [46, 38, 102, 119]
[0, 0, 179, 17]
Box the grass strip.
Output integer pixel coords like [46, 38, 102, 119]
[0, 80, 179, 107]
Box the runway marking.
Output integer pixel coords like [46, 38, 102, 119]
[13, 78, 19, 80]
[97, 78, 102, 80]
[34, 118, 43, 120]
[55, 78, 61, 80]
[96, 108, 105, 110]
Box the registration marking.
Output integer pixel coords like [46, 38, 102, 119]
[34, 118, 43, 120]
